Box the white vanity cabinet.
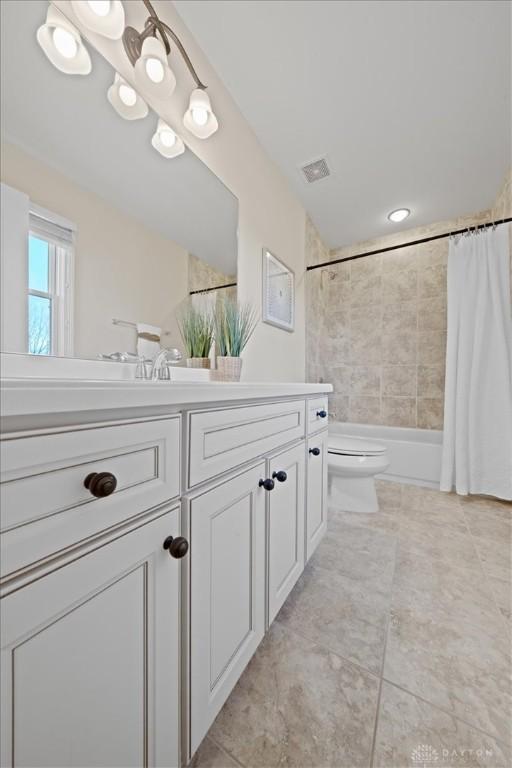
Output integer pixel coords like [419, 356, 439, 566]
[266, 441, 305, 625]
[185, 463, 267, 756]
[0, 383, 331, 768]
[0, 507, 182, 768]
[306, 430, 329, 561]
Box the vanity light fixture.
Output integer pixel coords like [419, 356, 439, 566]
[107, 73, 149, 120]
[388, 208, 411, 223]
[36, 5, 91, 75]
[70, 1, 125, 39]
[123, 0, 219, 136]
[37, 0, 218, 158]
[151, 118, 185, 159]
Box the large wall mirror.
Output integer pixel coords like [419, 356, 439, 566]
[0, 0, 238, 364]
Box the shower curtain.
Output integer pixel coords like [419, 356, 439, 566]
[440, 225, 512, 500]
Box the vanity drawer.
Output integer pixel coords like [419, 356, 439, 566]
[0, 417, 180, 579]
[307, 396, 329, 434]
[187, 399, 306, 487]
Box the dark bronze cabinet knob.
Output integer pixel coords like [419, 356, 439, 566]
[316, 409, 327, 418]
[163, 536, 189, 559]
[259, 478, 275, 491]
[272, 470, 287, 483]
[309, 447, 321, 456]
[84, 472, 117, 498]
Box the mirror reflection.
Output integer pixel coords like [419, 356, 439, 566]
[0, 0, 237, 363]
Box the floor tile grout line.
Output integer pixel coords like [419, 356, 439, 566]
[380, 676, 512, 751]
[274, 617, 383, 683]
[370, 488, 508, 752]
[369, 529, 400, 768]
[368, 675, 384, 768]
[206, 733, 246, 768]
[202, 484, 510, 767]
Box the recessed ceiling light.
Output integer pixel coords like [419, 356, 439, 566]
[388, 208, 410, 223]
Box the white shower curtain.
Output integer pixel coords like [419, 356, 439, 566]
[440, 225, 512, 500]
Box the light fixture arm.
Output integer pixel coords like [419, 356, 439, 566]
[123, 0, 207, 90]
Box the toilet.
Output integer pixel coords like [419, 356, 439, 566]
[328, 434, 390, 513]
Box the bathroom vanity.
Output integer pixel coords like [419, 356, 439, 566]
[0, 378, 331, 767]
[0, 4, 330, 764]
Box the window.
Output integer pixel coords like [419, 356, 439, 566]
[27, 208, 74, 356]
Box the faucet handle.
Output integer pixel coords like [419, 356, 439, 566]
[135, 356, 149, 379]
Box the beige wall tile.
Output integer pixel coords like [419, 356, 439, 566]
[350, 366, 381, 395]
[350, 254, 382, 279]
[330, 308, 351, 329]
[329, 394, 349, 422]
[382, 247, 418, 273]
[381, 270, 417, 304]
[418, 365, 445, 397]
[326, 276, 352, 304]
[418, 331, 446, 365]
[350, 330, 382, 365]
[327, 334, 351, 362]
[417, 398, 444, 429]
[382, 332, 417, 364]
[381, 397, 417, 428]
[418, 264, 447, 298]
[305, 186, 509, 430]
[351, 304, 382, 326]
[381, 302, 417, 334]
[350, 275, 382, 307]
[382, 366, 417, 396]
[349, 396, 381, 424]
[418, 297, 446, 331]
[327, 364, 351, 394]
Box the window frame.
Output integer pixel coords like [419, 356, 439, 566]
[27, 204, 75, 357]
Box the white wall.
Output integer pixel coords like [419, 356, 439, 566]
[1, 142, 188, 359]
[55, 0, 307, 382]
[0, 182, 28, 353]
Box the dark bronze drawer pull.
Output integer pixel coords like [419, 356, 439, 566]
[163, 536, 189, 559]
[84, 472, 117, 498]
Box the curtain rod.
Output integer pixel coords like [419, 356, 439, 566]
[189, 282, 237, 296]
[306, 217, 512, 272]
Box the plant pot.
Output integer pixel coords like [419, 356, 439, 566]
[187, 357, 211, 369]
[214, 356, 242, 382]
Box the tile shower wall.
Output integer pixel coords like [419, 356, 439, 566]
[306, 172, 512, 429]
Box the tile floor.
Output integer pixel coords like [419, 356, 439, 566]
[191, 481, 511, 768]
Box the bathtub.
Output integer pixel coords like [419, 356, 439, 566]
[329, 422, 442, 489]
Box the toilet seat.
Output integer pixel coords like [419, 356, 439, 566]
[328, 434, 387, 457]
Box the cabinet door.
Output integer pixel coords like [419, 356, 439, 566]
[1, 509, 181, 768]
[187, 463, 266, 757]
[267, 442, 305, 625]
[306, 430, 328, 561]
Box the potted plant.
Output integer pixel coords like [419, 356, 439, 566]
[214, 299, 257, 381]
[177, 304, 214, 368]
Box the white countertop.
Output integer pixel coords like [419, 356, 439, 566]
[0, 378, 332, 432]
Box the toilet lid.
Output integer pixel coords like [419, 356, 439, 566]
[328, 434, 387, 457]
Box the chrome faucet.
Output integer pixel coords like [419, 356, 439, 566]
[151, 348, 183, 380]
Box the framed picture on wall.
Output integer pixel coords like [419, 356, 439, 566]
[262, 248, 295, 332]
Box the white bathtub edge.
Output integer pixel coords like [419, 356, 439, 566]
[329, 421, 443, 489]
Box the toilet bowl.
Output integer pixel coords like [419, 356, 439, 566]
[328, 434, 389, 513]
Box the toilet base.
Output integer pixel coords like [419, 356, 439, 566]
[329, 474, 379, 514]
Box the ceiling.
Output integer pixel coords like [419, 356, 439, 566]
[174, 0, 511, 248]
[0, 0, 238, 275]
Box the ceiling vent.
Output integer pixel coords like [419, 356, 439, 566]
[300, 157, 330, 184]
